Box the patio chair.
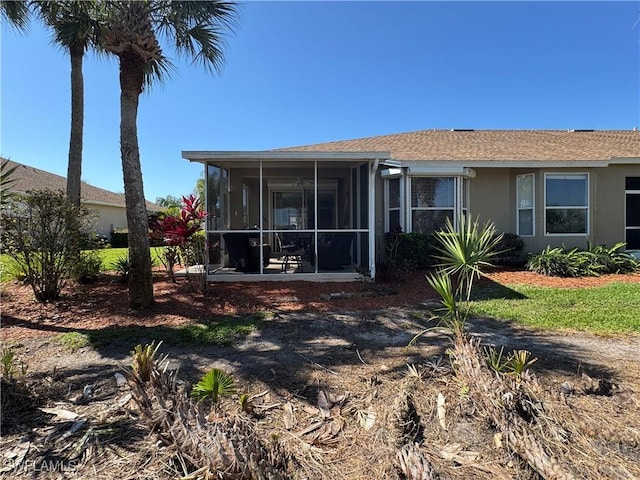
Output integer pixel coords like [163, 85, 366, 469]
[276, 232, 303, 272]
[223, 232, 270, 272]
[316, 232, 354, 270]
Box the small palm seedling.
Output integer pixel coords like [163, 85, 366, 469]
[131, 341, 163, 383]
[506, 350, 537, 378]
[1, 348, 17, 379]
[483, 345, 508, 373]
[238, 393, 253, 414]
[111, 255, 130, 283]
[191, 368, 236, 405]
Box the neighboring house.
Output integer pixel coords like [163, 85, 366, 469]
[3, 159, 163, 241]
[182, 129, 640, 281]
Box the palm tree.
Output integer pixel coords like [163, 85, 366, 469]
[36, 1, 101, 208]
[0, 0, 30, 31]
[100, 1, 237, 309]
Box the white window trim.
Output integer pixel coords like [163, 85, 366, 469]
[384, 176, 403, 232]
[407, 176, 459, 233]
[625, 177, 640, 247]
[516, 173, 535, 237]
[242, 184, 250, 228]
[544, 172, 589, 236]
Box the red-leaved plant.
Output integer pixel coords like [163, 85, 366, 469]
[149, 195, 208, 283]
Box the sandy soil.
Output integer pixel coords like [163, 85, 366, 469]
[1, 269, 639, 479]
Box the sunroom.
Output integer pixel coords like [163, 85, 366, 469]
[381, 164, 475, 235]
[182, 151, 391, 281]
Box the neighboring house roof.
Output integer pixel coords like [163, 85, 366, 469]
[2, 159, 162, 211]
[277, 129, 640, 163]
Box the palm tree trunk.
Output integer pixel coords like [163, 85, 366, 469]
[66, 44, 84, 208]
[119, 51, 154, 309]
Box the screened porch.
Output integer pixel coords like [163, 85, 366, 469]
[181, 151, 390, 281]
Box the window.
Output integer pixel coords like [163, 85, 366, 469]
[544, 173, 588, 235]
[626, 177, 640, 249]
[516, 174, 535, 236]
[411, 177, 455, 234]
[206, 164, 229, 230]
[385, 177, 401, 231]
[242, 185, 250, 228]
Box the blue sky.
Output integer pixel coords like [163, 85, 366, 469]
[1, 1, 638, 203]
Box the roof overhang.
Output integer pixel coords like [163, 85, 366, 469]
[407, 165, 476, 177]
[609, 157, 640, 165]
[182, 150, 391, 163]
[399, 160, 612, 168]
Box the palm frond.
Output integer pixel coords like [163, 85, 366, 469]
[155, 0, 238, 74]
[36, 1, 103, 52]
[433, 215, 503, 301]
[191, 368, 236, 404]
[0, 0, 30, 32]
[1, 158, 18, 204]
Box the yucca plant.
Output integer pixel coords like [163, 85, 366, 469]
[506, 350, 537, 377]
[111, 255, 130, 283]
[433, 215, 503, 304]
[131, 341, 162, 384]
[483, 345, 508, 373]
[411, 217, 502, 346]
[191, 368, 236, 405]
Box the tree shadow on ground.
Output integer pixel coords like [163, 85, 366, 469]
[62, 308, 629, 402]
[472, 277, 527, 300]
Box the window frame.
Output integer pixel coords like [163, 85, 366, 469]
[408, 176, 458, 234]
[516, 173, 535, 237]
[544, 172, 589, 236]
[625, 176, 640, 250]
[384, 175, 403, 232]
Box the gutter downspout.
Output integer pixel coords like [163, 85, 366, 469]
[369, 158, 379, 279]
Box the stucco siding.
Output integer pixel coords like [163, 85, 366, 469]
[85, 204, 128, 239]
[469, 169, 512, 234]
[593, 164, 639, 248]
[472, 165, 639, 255]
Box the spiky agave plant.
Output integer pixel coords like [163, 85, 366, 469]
[411, 216, 502, 346]
[131, 341, 163, 383]
[191, 368, 236, 405]
[432, 215, 503, 304]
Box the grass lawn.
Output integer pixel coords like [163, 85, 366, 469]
[0, 247, 166, 281]
[469, 282, 640, 334]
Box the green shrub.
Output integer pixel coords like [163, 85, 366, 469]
[396, 232, 435, 269]
[382, 229, 435, 281]
[1, 190, 93, 301]
[72, 250, 103, 283]
[492, 233, 525, 267]
[112, 255, 130, 282]
[109, 230, 128, 248]
[527, 242, 639, 277]
[586, 241, 639, 274]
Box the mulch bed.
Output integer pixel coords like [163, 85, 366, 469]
[2, 268, 639, 341]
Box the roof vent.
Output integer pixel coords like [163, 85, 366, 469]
[570, 129, 595, 132]
[450, 129, 475, 132]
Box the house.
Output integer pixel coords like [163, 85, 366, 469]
[182, 129, 640, 281]
[3, 159, 163, 241]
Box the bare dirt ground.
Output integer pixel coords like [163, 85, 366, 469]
[1, 269, 639, 479]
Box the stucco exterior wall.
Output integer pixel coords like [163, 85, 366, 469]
[84, 203, 128, 239]
[470, 165, 639, 255]
[469, 168, 513, 234]
[374, 164, 638, 261]
[592, 164, 639, 248]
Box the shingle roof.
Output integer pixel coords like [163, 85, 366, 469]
[2, 159, 162, 211]
[277, 129, 640, 162]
